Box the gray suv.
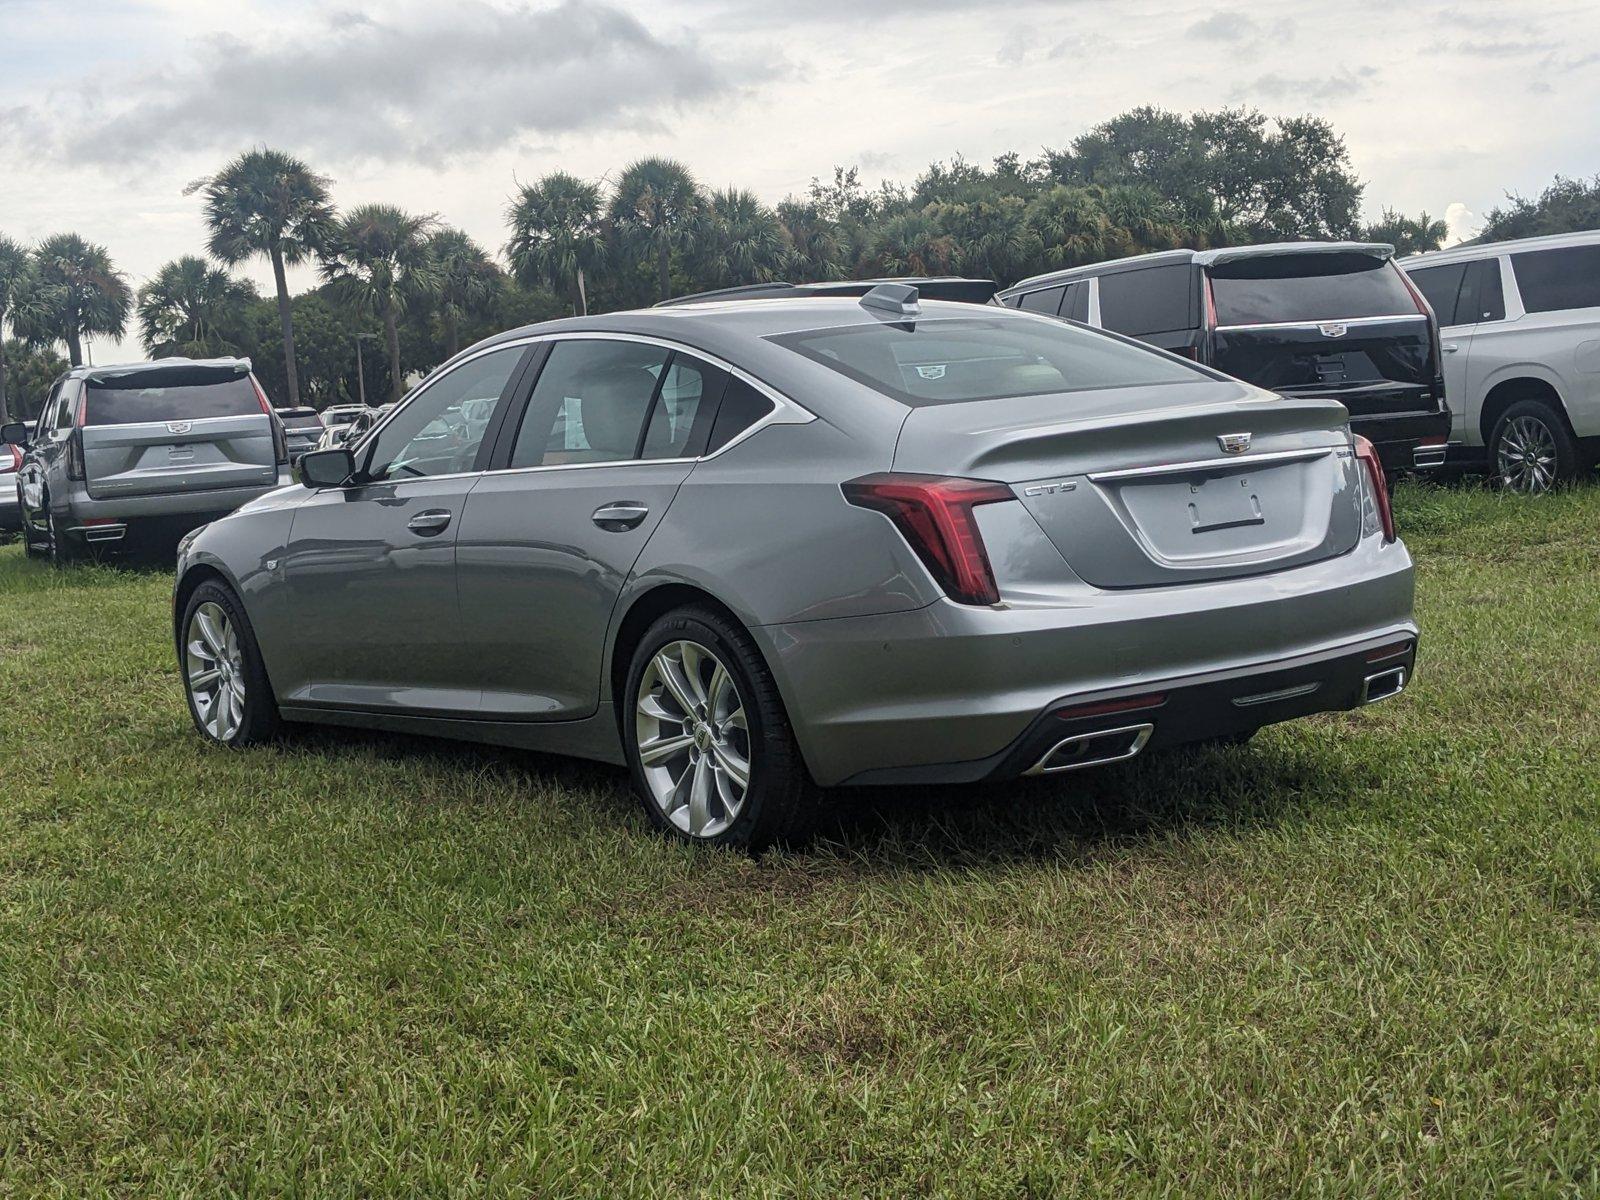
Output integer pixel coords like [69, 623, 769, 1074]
[173, 287, 1418, 847]
[3, 357, 290, 562]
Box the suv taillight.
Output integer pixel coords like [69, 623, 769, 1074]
[251, 375, 289, 466]
[67, 428, 86, 481]
[1395, 264, 1444, 378]
[842, 473, 1014, 605]
[1354, 435, 1395, 543]
[0, 445, 20, 474]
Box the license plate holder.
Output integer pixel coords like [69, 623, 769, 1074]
[1187, 476, 1264, 534]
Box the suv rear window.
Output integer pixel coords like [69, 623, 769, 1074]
[1209, 254, 1416, 326]
[84, 375, 262, 426]
[770, 316, 1206, 406]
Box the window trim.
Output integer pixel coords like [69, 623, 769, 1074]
[335, 331, 812, 489]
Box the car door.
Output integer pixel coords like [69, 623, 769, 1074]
[276, 343, 532, 714]
[23, 378, 77, 517]
[454, 336, 727, 719]
[1451, 257, 1511, 448]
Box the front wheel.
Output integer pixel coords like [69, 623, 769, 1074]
[180, 580, 281, 746]
[622, 606, 813, 849]
[1490, 400, 1580, 493]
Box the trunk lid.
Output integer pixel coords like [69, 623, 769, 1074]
[1210, 317, 1437, 419]
[892, 379, 1363, 589]
[80, 362, 278, 500]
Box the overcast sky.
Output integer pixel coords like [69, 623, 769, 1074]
[3, 0, 1598, 362]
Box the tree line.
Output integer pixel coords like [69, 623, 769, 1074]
[2, 106, 1594, 424]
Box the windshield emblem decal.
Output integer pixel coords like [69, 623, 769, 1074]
[1217, 432, 1252, 454]
[915, 364, 947, 380]
[1318, 322, 1348, 338]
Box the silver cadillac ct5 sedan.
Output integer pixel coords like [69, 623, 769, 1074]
[173, 284, 1418, 847]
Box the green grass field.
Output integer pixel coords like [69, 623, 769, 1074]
[1, 482, 1597, 1197]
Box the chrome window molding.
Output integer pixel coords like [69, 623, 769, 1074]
[330, 329, 814, 491]
[1212, 314, 1424, 333]
[1088, 446, 1333, 483]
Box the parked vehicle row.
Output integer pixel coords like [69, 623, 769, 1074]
[172, 285, 1417, 847]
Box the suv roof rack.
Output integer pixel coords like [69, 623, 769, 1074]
[656, 276, 997, 308]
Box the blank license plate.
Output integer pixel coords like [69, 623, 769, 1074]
[1188, 477, 1264, 534]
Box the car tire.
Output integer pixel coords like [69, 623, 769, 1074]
[179, 579, 281, 747]
[46, 510, 83, 566]
[622, 605, 814, 850]
[20, 495, 47, 559]
[1489, 399, 1581, 493]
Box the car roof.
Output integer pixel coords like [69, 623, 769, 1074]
[1400, 227, 1600, 268]
[66, 355, 252, 382]
[998, 241, 1395, 296]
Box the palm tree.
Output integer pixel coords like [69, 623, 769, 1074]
[505, 172, 606, 317]
[934, 196, 1042, 284]
[13, 234, 131, 368]
[776, 199, 844, 282]
[136, 256, 259, 358]
[193, 148, 335, 407]
[0, 234, 33, 423]
[320, 204, 438, 403]
[608, 158, 703, 302]
[427, 228, 500, 357]
[692, 189, 790, 290]
[868, 209, 956, 277]
[1025, 186, 1113, 270]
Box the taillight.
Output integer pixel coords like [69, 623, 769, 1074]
[842, 473, 1014, 605]
[0, 445, 20, 474]
[1395, 265, 1444, 373]
[251, 375, 289, 465]
[1354, 435, 1395, 543]
[1203, 274, 1218, 330]
[67, 428, 86, 481]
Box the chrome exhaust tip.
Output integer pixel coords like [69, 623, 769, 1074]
[1361, 666, 1406, 705]
[73, 523, 128, 544]
[1026, 723, 1154, 776]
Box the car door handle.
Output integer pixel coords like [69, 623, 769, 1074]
[592, 501, 649, 531]
[1442, 343, 1460, 353]
[406, 509, 453, 536]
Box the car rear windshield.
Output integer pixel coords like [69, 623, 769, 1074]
[768, 316, 1206, 406]
[1208, 254, 1417, 326]
[83, 374, 261, 426]
[277, 410, 324, 430]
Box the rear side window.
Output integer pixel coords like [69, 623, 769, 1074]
[83, 375, 261, 426]
[1017, 286, 1066, 315]
[1511, 245, 1600, 313]
[1460, 259, 1506, 323]
[707, 377, 773, 452]
[1209, 254, 1416, 325]
[1407, 263, 1468, 325]
[640, 355, 726, 460]
[770, 316, 1206, 407]
[1063, 281, 1090, 322]
[1098, 265, 1195, 336]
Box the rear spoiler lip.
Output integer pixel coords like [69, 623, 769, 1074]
[82, 359, 253, 391]
[1194, 242, 1395, 268]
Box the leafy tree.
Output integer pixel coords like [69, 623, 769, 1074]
[194, 148, 335, 407]
[0, 234, 34, 424]
[506, 171, 606, 317]
[136, 256, 259, 358]
[0, 340, 65, 422]
[11, 234, 131, 367]
[319, 204, 438, 403]
[246, 287, 380, 409]
[1359, 209, 1448, 258]
[776, 199, 844, 282]
[869, 210, 956, 276]
[691, 189, 790, 290]
[1480, 175, 1600, 242]
[1024, 186, 1113, 270]
[608, 157, 704, 302]
[930, 196, 1041, 283]
[427, 228, 500, 357]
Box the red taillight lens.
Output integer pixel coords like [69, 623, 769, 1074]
[1396, 265, 1445, 373]
[1203, 274, 1218, 329]
[67, 428, 86, 481]
[252, 375, 289, 465]
[1055, 692, 1168, 721]
[0, 445, 20, 473]
[1354, 435, 1395, 542]
[842, 473, 1014, 605]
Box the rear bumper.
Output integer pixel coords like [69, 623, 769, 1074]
[64, 472, 292, 524]
[1348, 409, 1451, 473]
[751, 534, 1416, 786]
[0, 485, 20, 531]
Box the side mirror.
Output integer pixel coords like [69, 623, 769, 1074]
[1, 422, 28, 447]
[298, 446, 355, 488]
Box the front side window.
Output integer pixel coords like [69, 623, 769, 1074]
[1209, 254, 1416, 326]
[1018, 285, 1066, 315]
[510, 340, 671, 468]
[770, 316, 1207, 407]
[1511, 245, 1600, 314]
[361, 345, 524, 481]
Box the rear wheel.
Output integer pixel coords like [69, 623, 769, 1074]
[20, 494, 47, 559]
[180, 580, 281, 747]
[46, 511, 83, 566]
[623, 606, 812, 849]
[1490, 400, 1580, 493]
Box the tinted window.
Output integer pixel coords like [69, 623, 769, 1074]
[83, 375, 260, 426]
[641, 354, 726, 459]
[1406, 262, 1468, 325]
[707, 377, 774, 452]
[1460, 258, 1505, 323]
[1063, 281, 1090, 322]
[771, 316, 1205, 407]
[1511, 245, 1600, 313]
[511, 340, 669, 468]
[1209, 254, 1416, 325]
[362, 346, 523, 481]
[1018, 285, 1066, 315]
[1098, 265, 1195, 335]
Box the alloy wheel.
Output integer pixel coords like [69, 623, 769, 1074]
[186, 601, 247, 741]
[635, 639, 751, 838]
[1497, 414, 1558, 493]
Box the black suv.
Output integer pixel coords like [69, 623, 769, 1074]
[997, 243, 1450, 474]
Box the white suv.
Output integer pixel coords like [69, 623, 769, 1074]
[1400, 231, 1600, 491]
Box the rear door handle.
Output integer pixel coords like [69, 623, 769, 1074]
[1441, 343, 1460, 353]
[592, 501, 649, 531]
[406, 508, 453, 536]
